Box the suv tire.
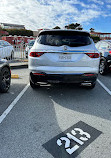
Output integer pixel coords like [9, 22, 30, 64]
[30, 80, 40, 89]
[30, 74, 40, 89]
[89, 82, 96, 89]
[99, 59, 108, 75]
[0, 67, 11, 93]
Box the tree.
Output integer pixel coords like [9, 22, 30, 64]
[3, 29, 33, 36]
[53, 26, 61, 29]
[65, 23, 83, 30]
[90, 28, 95, 32]
[91, 35, 100, 43]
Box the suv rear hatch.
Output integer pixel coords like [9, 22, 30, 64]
[29, 30, 99, 73]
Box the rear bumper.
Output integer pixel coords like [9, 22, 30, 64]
[30, 72, 98, 84]
[29, 66, 99, 74]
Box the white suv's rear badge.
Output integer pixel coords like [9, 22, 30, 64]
[64, 45, 68, 51]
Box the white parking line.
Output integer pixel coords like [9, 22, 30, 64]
[97, 79, 111, 96]
[0, 83, 30, 124]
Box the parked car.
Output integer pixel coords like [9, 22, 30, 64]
[25, 40, 35, 58]
[0, 40, 14, 59]
[28, 29, 100, 89]
[95, 40, 111, 75]
[0, 58, 11, 92]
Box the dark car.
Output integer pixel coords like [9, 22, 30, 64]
[0, 59, 11, 92]
[95, 40, 111, 75]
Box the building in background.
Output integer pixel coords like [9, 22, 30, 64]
[0, 30, 9, 37]
[90, 32, 111, 40]
[2, 35, 36, 45]
[33, 30, 40, 37]
[33, 29, 49, 37]
[0, 23, 25, 30]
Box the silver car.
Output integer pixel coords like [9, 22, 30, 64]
[28, 30, 100, 89]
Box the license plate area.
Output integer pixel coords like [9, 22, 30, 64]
[59, 54, 72, 61]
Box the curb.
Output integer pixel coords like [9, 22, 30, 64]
[10, 64, 28, 69]
[11, 74, 19, 79]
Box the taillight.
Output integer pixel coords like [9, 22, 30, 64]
[86, 53, 100, 58]
[29, 52, 44, 57]
[109, 51, 111, 55]
[33, 73, 45, 76]
[83, 73, 95, 77]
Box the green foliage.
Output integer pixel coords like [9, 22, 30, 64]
[91, 35, 100, 43]
[65, 23, 83, 30]
[53, 26, 61, 29]
[3, 29, 33, 36]
[90, 28, 95, 32]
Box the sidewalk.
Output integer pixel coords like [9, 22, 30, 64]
[8, 60, 28, 69]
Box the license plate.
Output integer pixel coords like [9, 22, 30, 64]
[59, 55, 72, 61]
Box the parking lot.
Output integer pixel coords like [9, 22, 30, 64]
[0, 68, 111, 158]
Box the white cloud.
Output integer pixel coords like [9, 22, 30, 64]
[88, 0, 104, 5]
[63, 0, 99, 9]
[107, 4, 111, 8]
[106, 0, 111, 3]
[0, 0, 106, 30]
[74, 9, 102, 23]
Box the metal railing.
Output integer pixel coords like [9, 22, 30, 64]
[13, 44, 27, 61]
[4, 44, 28, 62]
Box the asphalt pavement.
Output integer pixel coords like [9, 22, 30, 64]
[0, 68, 111, 158]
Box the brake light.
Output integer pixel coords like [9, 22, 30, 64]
[33, 73, 45, 76]
[86, 53, 100, 58]
[83, 74, 95, 77]
[29, 52, 44, 57]
[109, 51, 111, 55]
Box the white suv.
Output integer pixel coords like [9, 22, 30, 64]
[28, 30, 100, 89]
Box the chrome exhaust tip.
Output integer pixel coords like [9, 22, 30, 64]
[81, 82, 91, 86]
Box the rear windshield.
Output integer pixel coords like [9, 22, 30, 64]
[37, 31, 92, 47]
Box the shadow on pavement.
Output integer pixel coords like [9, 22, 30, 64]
[39, 83, 111, 122]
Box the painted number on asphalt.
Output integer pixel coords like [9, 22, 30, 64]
[57, 128, 91, 155]
[43, 121, 102, 158]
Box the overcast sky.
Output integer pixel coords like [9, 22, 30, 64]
[0, 0, 111, 32]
